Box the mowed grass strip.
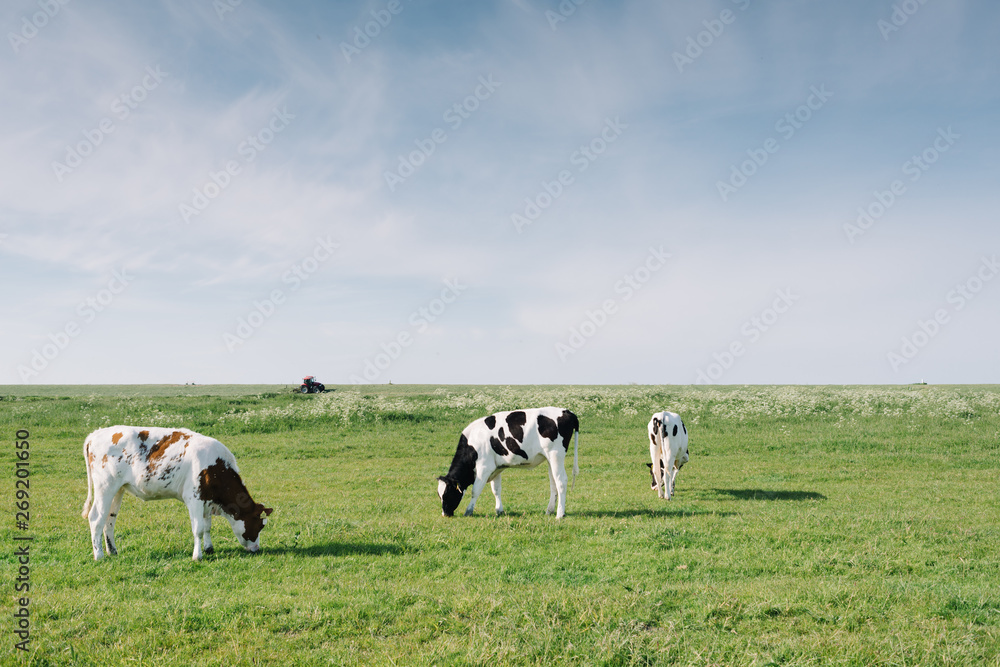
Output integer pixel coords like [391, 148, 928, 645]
[1, 385, 999, 665]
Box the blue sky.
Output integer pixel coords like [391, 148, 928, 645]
[2, 0, 998, 385]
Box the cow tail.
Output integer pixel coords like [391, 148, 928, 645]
[81, 440, 94, 519]
[572, 429, 579, 489]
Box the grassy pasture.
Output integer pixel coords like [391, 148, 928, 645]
[2, 385, 999, 666]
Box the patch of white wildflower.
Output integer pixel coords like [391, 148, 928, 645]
[81, 394, 186, 428]
[116, 385, 997, 432]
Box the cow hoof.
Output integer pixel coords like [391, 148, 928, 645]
[204, 546, 214, 555]
[495, 510, 504, 516]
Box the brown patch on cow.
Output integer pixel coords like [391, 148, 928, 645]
[111, 432, 124, 445]
[86, 441, 95, 467]
[146, 431, 186, 473]
[198, 458, 272, 543]
[138, 430, 149, 442]
[101, 454, 108, 467]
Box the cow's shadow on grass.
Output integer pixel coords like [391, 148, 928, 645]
[572, 508, 734, 519]
[711, 488, 826, 501]
[264, 542, 405, 557]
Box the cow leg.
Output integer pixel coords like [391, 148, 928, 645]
[102, 488, 126, 556]
[463, 476, 488, 516]
[546, 453, 569, 518]
[663, 451, 677, 501]
[489, 475, 504, 516]
[546, 465, 559, 515]
[201, 505, 214, 555]
[87, 486, 115, 561]
[651, 442, 665, 499]
[187, 501, 209, 560]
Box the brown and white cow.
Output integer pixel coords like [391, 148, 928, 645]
[437, 407, 579, 519]
[81, 426, 272, 561]
[647, 411, 689, 500]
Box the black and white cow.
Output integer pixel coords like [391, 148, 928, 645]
[647, 411, 689, 500]
[82, 426, 272, 561]
[437, 407, 579, 518]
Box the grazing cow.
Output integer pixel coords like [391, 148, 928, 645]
[81, 426, 272, 561]
[437, 407, 579, 518]
[647, 411, 689, 500]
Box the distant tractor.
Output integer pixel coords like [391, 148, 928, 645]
[299, 376, 326, 394]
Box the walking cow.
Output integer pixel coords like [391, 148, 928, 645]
[647, 411, 689, 500]
[437, 407, 579, 518]
[82, 426, 272, 561]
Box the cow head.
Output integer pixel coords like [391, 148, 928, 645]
[199, 458, 273, 553]
[437, 476, 464, 517]
[221, 502, 273, 552]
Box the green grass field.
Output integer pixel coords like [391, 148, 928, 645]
[2, 385, 999, 666]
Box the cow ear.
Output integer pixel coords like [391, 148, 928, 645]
[263, 506, 274, 516]
[645, 462, 652, 468]
[437, 475, 448, 483]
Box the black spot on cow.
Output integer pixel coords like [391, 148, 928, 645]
[537, 414, 558, 441]
[484, 415, 496, 430]
[649, 432, 656, 445]
[556, 410, 579, 452]
[158, 464, 177, 483]
[682, 421, 687, 435]
[439, 433, 478, 517]
[505, 437, 528, 460]
[673, 424, 678, 437]
[498, 427, 505, 440]
[490, 436, 508, 456]
[506, 411, 527, 442]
